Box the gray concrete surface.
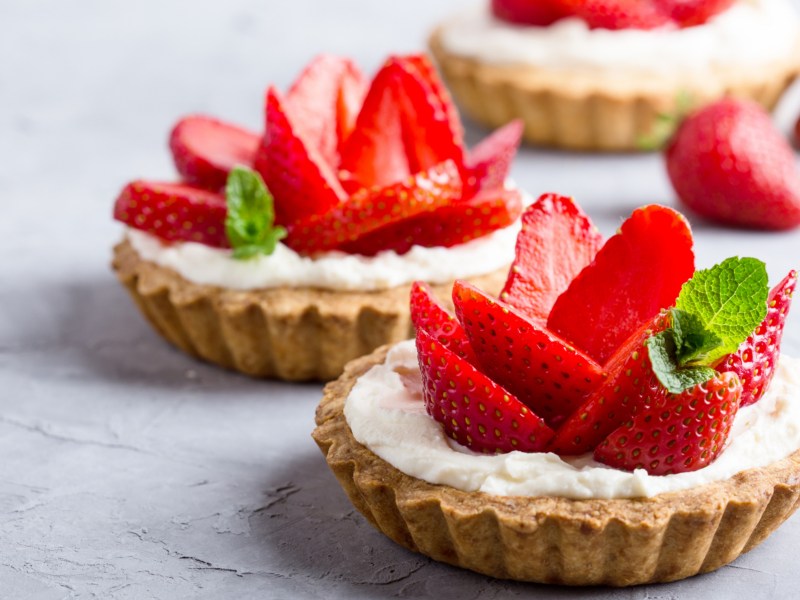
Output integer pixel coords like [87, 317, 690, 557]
[2, 0, 800, 598]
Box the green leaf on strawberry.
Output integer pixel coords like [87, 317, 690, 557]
[646, 330, 716, 394]
[224, 166, 287, 260]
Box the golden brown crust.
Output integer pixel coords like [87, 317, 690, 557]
[111, 239, 507, 381]
[429, 28, 800, 152]
[313, 346, 800, 585]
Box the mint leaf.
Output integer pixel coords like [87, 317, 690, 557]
[646, 331, 716, 394]
[225, 166, 287, 260]
[675, 257, 768, 363]
[670, 308, 723, 366]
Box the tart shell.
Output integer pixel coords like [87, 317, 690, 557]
[429, 29, 800, 152]
[313, 345, 800, 586]
[112, 239, 507, 382]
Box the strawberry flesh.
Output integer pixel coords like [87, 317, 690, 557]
[491, 0, 568, 25]
[554, 0, 670, 30]
[594, 371, 742, 475]
[501, 194, 603, 325]
[654, 0, 734, 26]
[463, 120, 523, 198]
[114, 181, 228, 247]
[410, 282, 476, 363]
[453, 281, 605, 428]
[169, 115, 260, 192]
[719, 270, 797, 407]
[547, 205, 694, 364]
[417, 329, 555, 454]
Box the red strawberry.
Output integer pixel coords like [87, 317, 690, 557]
[500, 194, 603, 326]
[340, 188, 522, 256]
[410, 282, 476, 363]
[285, 55, 367, 168]
[452, 281, 605, 428]
[594, 371, 742, 475]
[654, 0, 734, 27]
[554, 0, 670, 29]
[169, 115, 260, 192]
[254, 87, 347, 227]
[284, 161, 462, 254]
[463, 120, 523, 198]
[549, 312, 670, 455]
[114, 181, 228, 247]
[666, 99, 800, 230]
[547, 205, 694, 364]
[416, 329, 555, 453]
[719, 270, 797, 407]
[491, 0, 568, 25]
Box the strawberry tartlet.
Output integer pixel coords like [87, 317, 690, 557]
[314, 195, 800, 584]
[112, 54, 524, 381]
[429, 0, 800, 151]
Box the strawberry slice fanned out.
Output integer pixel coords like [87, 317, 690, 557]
[340, 188, 522, 256]
[254, 87, 348, 227]
[169, 115, 260, 192]
[549, 311, 670, 455]
[114, 181, 228, 247]
[410, 282, 476, 363]
[594, 371, 742, 475]
[285, 54, 367, 169]
[548, 205, 695, 364]
[453, 281, 605, 428]
[284, 160, 462, 254]
[719, 270, 797, 406]
[417, 329, 555, 454]
[501, 194, 603, 325]
[463, 120, 524, 198]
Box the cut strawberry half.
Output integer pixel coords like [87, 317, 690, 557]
[169, 115, 260, 192]
[549, 312, 670, 455]
[463, 120, 524, 198]
[410, 282, 476, 363]
[452, 281, 605, 428]
[491, 0, 569, 25]
[548, 205, 695, 364]
[340, 188, 522, 256]
[554, 0, 671, 29]
[254, 87, 347, 227]
[417, 329, 555, 454]
[594, 371, 742, 475]
[654, 0, 734, 27]
[284, 161, 462, 254]
[719, 270, 797, 407]
[285, 55, 367, 168]
[500, 194, 603, 325]
[114, 181, 228, 247]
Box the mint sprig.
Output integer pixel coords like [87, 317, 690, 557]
[647, 257, 768, 394]
[225, 166, 287, 260]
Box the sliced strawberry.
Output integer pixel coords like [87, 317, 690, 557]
[410, 282, 476, 363]
[719, 270, 797, 407]
[169, 115, 260, 192]
[114, 181, 228, 247]
[254, 87, 347, 227]
[463, 120, 524, 198]
[452, 281, 605, 428]
[402, 55, 463, 148]
[284, 161, 461, 254]
[549, 312, 670, 455]
[594, 371, 742, 475]
[285, 55, 367, 168]
[555, 0, 670, 29]
[500, 194, 603, 326]
[338, 60, 411, 194]
[491, 0, 569, 25]
[654, 0, 734, 27]
[548, 205, 695, 364]
[340, 188, 522, 256]
[416, 329, 555, 454]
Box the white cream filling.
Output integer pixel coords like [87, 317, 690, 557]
[127, 220, 518, 292]
[438, 0, 800, 75]
[344, 340, 800, 499]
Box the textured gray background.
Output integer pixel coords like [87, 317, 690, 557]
[2, 0, 800, 598]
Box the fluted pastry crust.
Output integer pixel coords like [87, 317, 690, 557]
[112, 239, 507, 381]
[313, 346, 800, 585]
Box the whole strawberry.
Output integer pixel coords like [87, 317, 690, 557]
[666, 98, 800, 231]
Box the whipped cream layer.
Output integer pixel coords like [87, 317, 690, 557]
[439, 0, 800, 75]
[127, 222, 518, 292]
[345, 340, 800, 499]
